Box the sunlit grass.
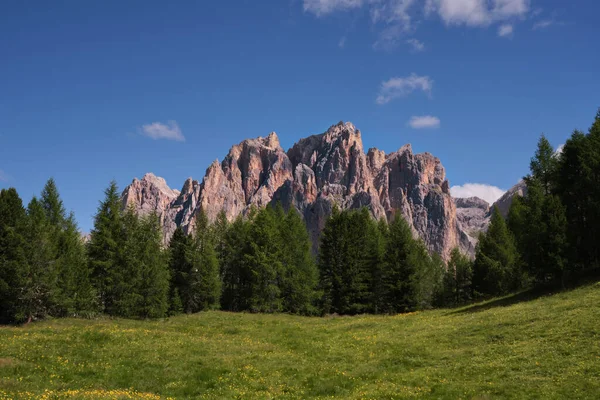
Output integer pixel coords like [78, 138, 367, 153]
[1, 281, 599, 399]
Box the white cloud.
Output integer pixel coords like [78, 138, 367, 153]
[338, 36, 347, 48]
[141, 121, 185, 142]
[409, 115, 440, 129]
[0, 169, 8, 182]
[425, 0, 529, 26]
[406, 38, 425, 51]
[376, 73, 433, 105]
[498, 24, 513, 37]
[532, 19, 553, 30]
[304, 0, 531, 49]
[450, 183, 506, 205]
[492, 0, 530, 19]
[303, 0, 363, 16]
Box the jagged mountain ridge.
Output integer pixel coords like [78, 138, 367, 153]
[122, 122, 477, 259]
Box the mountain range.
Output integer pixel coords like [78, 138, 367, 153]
[121, 122, 522, 260]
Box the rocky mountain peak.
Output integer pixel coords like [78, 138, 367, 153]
[455, 196, 490, 211]
[121, 122, 479, 260]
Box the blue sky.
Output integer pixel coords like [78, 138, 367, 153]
[1, 0, 598, 232]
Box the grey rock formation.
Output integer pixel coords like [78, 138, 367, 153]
[454, 197, 490, 249]
[493, 180, 527, 217]
[121, 122, 475, 260]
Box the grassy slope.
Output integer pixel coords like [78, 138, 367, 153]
[1, 282, 599, 399]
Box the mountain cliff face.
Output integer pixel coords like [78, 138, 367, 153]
[121, 122, 475, 260]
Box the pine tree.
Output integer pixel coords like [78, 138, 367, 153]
[220, 215, 251, 312]
[20, 197, 58, 322]
[88, 181, 124, 314]
[278, 207, 318, 315]
[57, 213, 97, 316]
[381, 212, 416, 313]
[135, 213, 170, 318]
[40, 178, 95, 316]
[0, 188, 27, 323]
[472, 206, 520, 297]
[368, 218, 388, 314]
[188, 210, 221, 311]
[556, 110, 600, 268]
[528, 134, 558, 195]
[318, 206, 346, 314]
[443, 248, 473, 305]
[245, 206, 282, 313]
[168, 226, 192, 314]
[411, 240, 444, 310]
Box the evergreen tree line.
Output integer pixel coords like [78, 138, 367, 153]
[1, 111, 598, 323]
[472, 110, 600, 298]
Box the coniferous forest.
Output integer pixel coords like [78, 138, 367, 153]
[1, 111, 599, 324]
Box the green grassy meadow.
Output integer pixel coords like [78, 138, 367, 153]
[1, 281, 599, 399]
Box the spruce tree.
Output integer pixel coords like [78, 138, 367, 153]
[443, 248, 473, 305]
[220, 215, 251, 312]
[381, 212, 416, 313]
[135, 213, 170, 318]
[245, 206, 282, 313]
[557, 110, 600, 268]
[528, 134, 558, 195]
[57, 213, 97, 316]
[88, 181, 124, 313]
[20, 197, 58, 322]
[40, 178, 95, 316]
[168, 226, 192, 314]
[318, 206, 346, 314]
[369, 218, 388, 314]
[278, 207, 318, 315]
[188, 210, 221, 311]
[472, 206, 520, 297]
[0, 188, 27, 323]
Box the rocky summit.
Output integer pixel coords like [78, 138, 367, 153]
[121, 122, 481, 259]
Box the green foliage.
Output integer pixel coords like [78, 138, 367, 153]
[19, 197, 59, 322]
[40, 179, 96, 317]
[244, 206, 283, 313]
[0, 188, 27, 323]
[278, 208, 318, 315]
[318, 207, 382, 315]
[88, 181, 124, 313]
[443, 248, 473, 305]
[220, 215, 251, 312]
[473, 207, 520, 297]
[189, 210, 221, 311]
[115, 208, 170, 318]
[527, 134, 558, 195]
[556, 110, 600, 268]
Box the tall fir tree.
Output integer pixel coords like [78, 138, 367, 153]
[472, 206, 520, 297]
[20, 197, 58, 322]
[557, 110, 600, 268]
[0, 188, 27, 323]
[443, 248, 473, 305]
[278, 207, 318, 315]
[527, 134, 558, 195]
[188, 210, 221, 311]
[244, 206, 283, 313]
[40, 178, 95, 316]
[220, 215, 251, 312]
[87, 181, 124, 313]
[135, 213, 170, 318]
[167, 226, 192, 314]
[382, 213, 420, 313]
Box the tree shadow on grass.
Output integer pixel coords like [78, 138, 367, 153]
[448, 268, 600, 315]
